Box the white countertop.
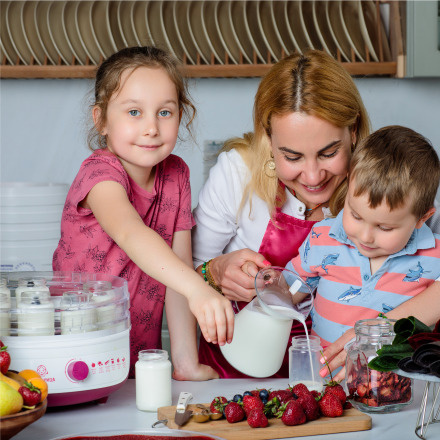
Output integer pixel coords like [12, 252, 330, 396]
[13, 378, 439, 440]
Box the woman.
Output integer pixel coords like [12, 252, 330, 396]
[192, 50, 440, 379]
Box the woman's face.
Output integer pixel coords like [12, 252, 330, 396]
[270, 112, 355, 209]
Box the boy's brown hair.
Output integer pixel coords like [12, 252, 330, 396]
[349, 125, 440, 219]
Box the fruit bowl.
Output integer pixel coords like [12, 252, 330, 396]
[0, 399, 47, 440]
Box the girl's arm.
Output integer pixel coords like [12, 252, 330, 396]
[165, 229, 219, 380]
[85, 180, 234, 346]
[321, 281, 440, 382]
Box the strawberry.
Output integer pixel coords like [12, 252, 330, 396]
[291, 383, 313, 399]
[18, 382, 41, 406]
[0, 345, 11, 374]
[247, 408, 268, 428]
[311, 390, 322, 400]
[210, 396, 228, 414]
[297, 393, 320, 421]
[324, 382, 347, 404]
[318, 392, 343, 417]
[268, 389, 293, 405]
[279, 400, 306, 426]
[224, 402, 245, 423]
[242, 395, 264, 416]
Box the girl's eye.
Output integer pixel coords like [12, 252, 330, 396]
[159, 110, 171, 117]
[129, 110, 140, 117]
[284, 155, 301, 162]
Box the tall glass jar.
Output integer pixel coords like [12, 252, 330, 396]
[135, 349, 172, 411]
[289, 335, 324, 392]
[345, 318, 412, 413]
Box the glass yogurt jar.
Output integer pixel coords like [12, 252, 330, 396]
[345, 318, 412, 413]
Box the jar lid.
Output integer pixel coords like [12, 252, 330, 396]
[138, 349, 169, 361]
[354, 318, 396, 337]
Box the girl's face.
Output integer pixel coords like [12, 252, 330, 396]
[270, 112, 354, 209]
[96, 66, 180, 185]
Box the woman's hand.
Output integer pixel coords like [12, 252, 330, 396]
[319, 328, 355, 382]
[207, 249, 271, 302]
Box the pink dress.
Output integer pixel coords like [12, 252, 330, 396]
[53, 149, 195, 377]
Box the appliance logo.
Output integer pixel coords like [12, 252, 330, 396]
[37, 365, 55, 382]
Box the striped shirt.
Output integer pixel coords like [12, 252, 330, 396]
[285, 210, 440, 346]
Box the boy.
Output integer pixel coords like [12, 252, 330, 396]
[286, 125, 440, 347]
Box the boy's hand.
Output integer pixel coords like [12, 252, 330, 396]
[188, 289, 235, 346]
[319, 328, 355, 382]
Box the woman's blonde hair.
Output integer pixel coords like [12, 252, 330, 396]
[223, 50, 370, 217]
[88, 46, 195, 150]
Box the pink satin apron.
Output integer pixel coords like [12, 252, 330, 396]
[198, 206, 316, 378]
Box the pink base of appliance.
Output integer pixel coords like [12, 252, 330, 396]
[47, 379, 128, 407]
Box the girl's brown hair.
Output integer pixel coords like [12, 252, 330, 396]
[223, 50, 371, 217]
[88, 46, 196, 150]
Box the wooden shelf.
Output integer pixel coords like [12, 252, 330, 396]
[0, 0, 405, 79]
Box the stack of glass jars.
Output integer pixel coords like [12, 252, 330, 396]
[345, 318, 412, 413]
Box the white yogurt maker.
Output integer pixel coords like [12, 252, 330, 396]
[0, 271, 130, 407]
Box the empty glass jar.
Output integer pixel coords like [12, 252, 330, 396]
[345, 318, 412, 413]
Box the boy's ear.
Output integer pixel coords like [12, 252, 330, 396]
[415, 207, 436, 229]
[92, 106, 106, 135]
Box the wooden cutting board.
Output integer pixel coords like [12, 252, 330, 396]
[157, 403, 371, 440]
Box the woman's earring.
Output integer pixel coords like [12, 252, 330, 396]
[264, 153, 277, 178]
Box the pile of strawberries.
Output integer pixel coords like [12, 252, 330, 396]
[209, 382, 350, 429]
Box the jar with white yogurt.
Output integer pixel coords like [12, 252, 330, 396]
[60, 291, 97, 334]
[83, 280, 116, 330]
[15, 277, 49, 307]
[0, 291, 11, 337]
[135, 349, 172, 411]
[18, 290, 55, 336]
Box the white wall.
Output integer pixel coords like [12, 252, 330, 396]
[1, 77, 440, 203]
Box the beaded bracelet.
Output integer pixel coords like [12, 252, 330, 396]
[202, 259, 223, 295]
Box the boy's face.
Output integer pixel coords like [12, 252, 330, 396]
[342, 181, 429, 260]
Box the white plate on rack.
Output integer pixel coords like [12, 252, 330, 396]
[132, 0, 153, 46]
[214, 0, 240, 64]
[325, 0, 351, 62]
[34, 0, 60, 64]
[300, 0, 322, 50]
[244, 0, 267, 63]
[63, 1, 87, 65]
[1, 1, 19, 65]
[91, 1, 117, 59]
[76, 0, 101, 64]
[147, 0, 169, 51]
[108, 0, 125, 51]
[313, 0, 338, 58]
[340, 0, 366, 62]
[161, 0, 184, 60]
[286, 0, 307, 53]
[270, 0, 293, 56]
[173, 0, 197, 64]
[359, 0, 391, 62]
[258, 0, 282, 62]
[118, 0, 139, 48]
[47, 0, 74, 65]
[6, 0, 33, 65]
[228, 0, 253, 63]
[21, 0, 45, 65]
[201, 0, 225, 64]
[186, 0, 212, 64]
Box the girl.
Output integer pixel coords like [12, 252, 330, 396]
[53, 46, 234, 379]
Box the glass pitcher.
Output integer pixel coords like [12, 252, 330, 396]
[220, 266, 313, 377]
